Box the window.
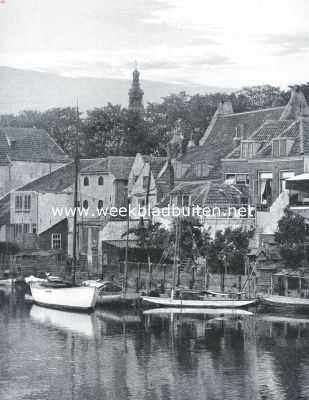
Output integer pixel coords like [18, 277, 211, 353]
[98, 200, 103, 209]
[51, 233, 61, 249]
[183, 195, 190, 207]
[280, 171, 295, 192]
[241, 141, 259, 159]
[32, 224, 37, 234]
[24, 195, 31, 210]
[143, 176, 149, 190]
[23, 224, 30, 234]
[224, 174, 249, 185]
[83, 176, 89, 186]
[193, 162, 208, 177]
[273, 139, 288, 157]
[14, 224, 23, 238]
[83, 200, 89, 209]
[259, 172, 273, 206]
[15, 195, 23, 211]
[138, 198, 145, 207]
[98, 176, 104, 186]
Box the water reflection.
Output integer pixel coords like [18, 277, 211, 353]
[1, 294, 309, 400]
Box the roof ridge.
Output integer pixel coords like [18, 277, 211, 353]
[221, 106, 285, 118]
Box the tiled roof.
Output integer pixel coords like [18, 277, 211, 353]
[0, 132, 10, 165]
[149, 158, 167, 178]
[0, 127, 70, 163]
[82, 156, 135, 180]
[180, 107, 284, 178]
[0, 193, 10, 225]
[303, 119, 309, 155]
[170, 181, 245, 206]
[251, 120, 294, 141]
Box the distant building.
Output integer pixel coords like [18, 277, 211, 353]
[128, 66, 144, 112]
[0, 127, 70, 197]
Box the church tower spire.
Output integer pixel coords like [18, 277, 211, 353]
[128, 63, 144, 112]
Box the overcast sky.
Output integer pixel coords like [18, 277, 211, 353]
[0, 0, 308, 88]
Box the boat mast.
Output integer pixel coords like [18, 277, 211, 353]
[72, 101, 80, 285]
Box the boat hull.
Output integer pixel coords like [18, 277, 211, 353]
[30, 285, 96, 311]
[96, 293, 123, 305]
[141, 296, 257, 308]
[262, 295, 309, 312]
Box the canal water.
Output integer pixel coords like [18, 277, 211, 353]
[1, 291, 309, 400]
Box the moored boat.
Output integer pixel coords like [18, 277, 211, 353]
[30, 282, 96, 311]
[82, 280, 123, 305]
[262, 294, 309, 312]
[141, 294, 257, 308]
[143, 307, 254, 316]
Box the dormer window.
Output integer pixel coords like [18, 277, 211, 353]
[10, 140, 17, 150]
[193, 161, 208, 177]
[241, 140, 260, 159]
[272, 138, 293, 157]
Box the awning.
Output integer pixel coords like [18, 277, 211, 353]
[286, 173, 309, 191]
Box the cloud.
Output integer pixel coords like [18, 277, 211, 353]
[262, 32, 309, 55]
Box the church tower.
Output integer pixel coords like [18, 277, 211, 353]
[128, 65, 144, 112]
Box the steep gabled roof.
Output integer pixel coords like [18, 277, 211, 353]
[0, 127, 70, 163]
[180, 107, 284, 177]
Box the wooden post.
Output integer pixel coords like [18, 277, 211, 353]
[148, 255, 152, 290]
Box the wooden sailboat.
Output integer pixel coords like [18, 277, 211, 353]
[142, 217, 257, 309]
[29, 103, 96, 312]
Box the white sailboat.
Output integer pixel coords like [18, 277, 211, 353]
[141, 295, 257, 309]
[142, 216, 257, 309]
[29, 104, 96, 312]
[30, 282, 96, 311]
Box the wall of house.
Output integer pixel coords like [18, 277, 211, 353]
[128, 154, 145, 193]
[223, 158, 304, 205]
[1, 161, 66, 197]
[38, 191, 72, 234]
[79, 173, 115, 212]
[39, 219, 68, 252]
[10, 191, 38, 225]
[130, 163, 157, 209]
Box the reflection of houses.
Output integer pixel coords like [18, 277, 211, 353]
[0, 127, 70, 197]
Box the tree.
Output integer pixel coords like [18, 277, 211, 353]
[205, 227, 253, 274]
[275, 208, 307, 268]
[83, 104, 126, 157]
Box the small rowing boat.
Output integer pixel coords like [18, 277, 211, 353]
[142, 290, 257, 309]
[262, 294, 309, 312]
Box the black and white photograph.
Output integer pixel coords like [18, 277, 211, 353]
[1, 1, 309, 399]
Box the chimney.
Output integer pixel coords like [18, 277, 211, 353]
[280, 86, 309, 120]
[216, 100, 234, 115]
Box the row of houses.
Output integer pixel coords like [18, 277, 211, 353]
[1, 85, 309, 281]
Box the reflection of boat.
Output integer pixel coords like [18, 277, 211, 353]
[96, 309, 142, 324]
[143, 307, 253, 316]
[262, 295, 309, 311]
[141, 295, 257, 309]
[0, 278, 14, 287]
[258, 314, 309, 325]
[30, 283, 96, 311]
[30, 305, 95, 337]
[82, 280, 122, 305]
